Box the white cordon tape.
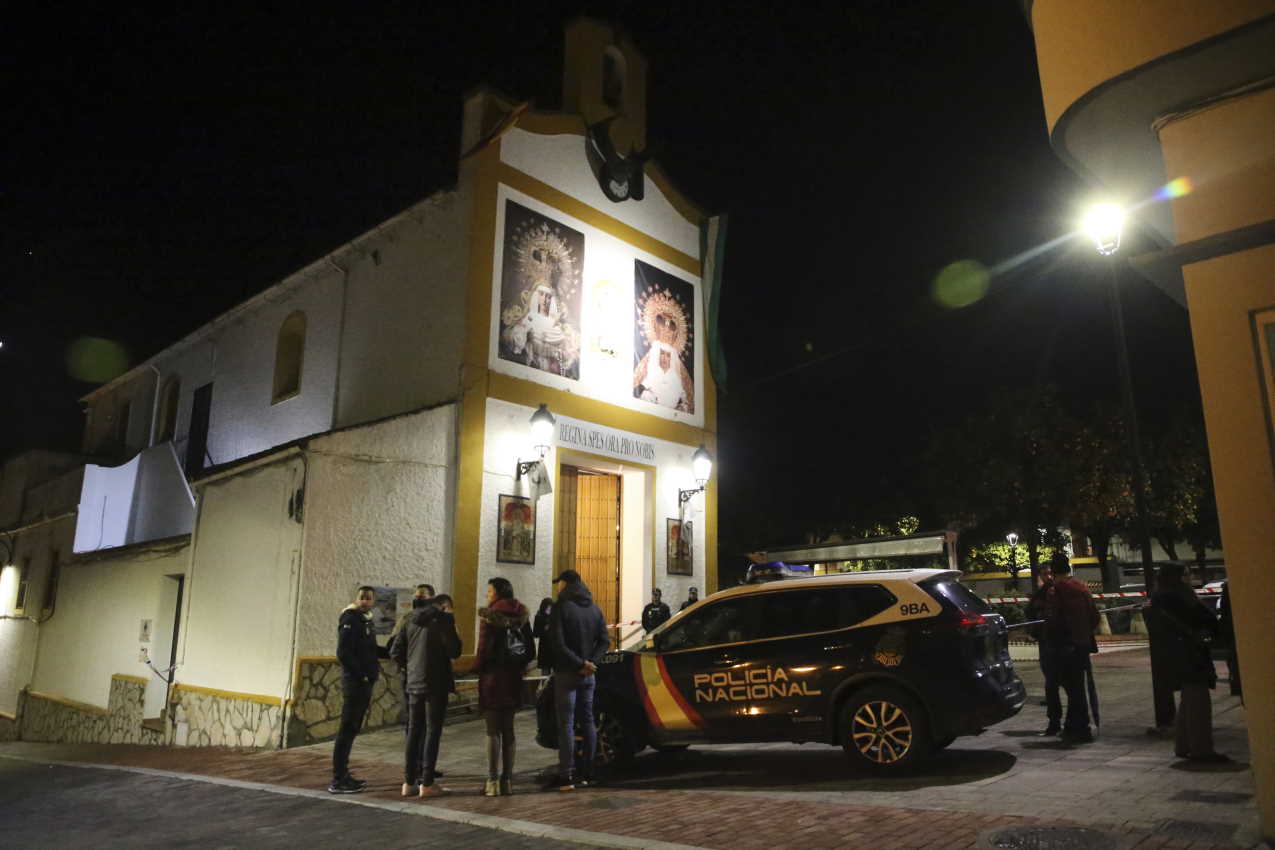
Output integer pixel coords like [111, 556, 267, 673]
[607, 619, 642, 628]
[985, 588, 1221, 604]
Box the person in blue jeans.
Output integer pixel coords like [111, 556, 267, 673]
[549, 569, 610, 790]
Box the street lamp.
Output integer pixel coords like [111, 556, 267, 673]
[516, 403, 556, 480]
[1081, 202, 1156, 597]
[1006, 532, 1020, 591]
[678, 445, 714, 505]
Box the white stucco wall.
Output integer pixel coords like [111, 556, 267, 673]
[335, 192, 471, 429]
[203, 270, 344, 467]
[296, 404, 457, 657]
[478, 398, 705, 644]
[488, 184, 705, 429]
[500, 128, 701, 259]
[28, 538, 188, 710]
[179, 459, 304, 699]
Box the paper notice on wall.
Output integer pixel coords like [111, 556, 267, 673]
[139, 619, 153, 643]
[370, 587, 412, 636]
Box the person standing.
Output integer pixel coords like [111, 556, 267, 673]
[390, 593, 461, 797]
[473, 577, 535, 797]
[641, 588, 671, 633]
[680, 586, 699, 611]
[1026, 564, 1062, 736]
[550, 569, 610, 791]
[1042, 555, 1100, 744]
[1150, 563, 1228, 762]
[1143, 573, 1179, 737]
[533, 597, 555, 674]
[330, 586, 382, 793]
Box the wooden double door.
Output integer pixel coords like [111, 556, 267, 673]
[555, 466, 621, 640]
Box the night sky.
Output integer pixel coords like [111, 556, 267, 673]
[4, 2, 1199, 576]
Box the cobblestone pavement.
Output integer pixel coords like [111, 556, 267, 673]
[0, 758, 598, 849]
[2, 647, 1267, 849]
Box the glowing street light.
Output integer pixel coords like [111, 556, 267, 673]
[1081, 202, 1126, 256]
[679, 444, 714, 505]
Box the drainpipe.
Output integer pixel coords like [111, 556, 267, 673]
[327, 256, 350, 430]
[146, 365, 162, 448]
[280, 451, 309, 749]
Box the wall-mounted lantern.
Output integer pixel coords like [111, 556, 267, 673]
[517, 404, 556, 481]
[678, 444, 714, 505]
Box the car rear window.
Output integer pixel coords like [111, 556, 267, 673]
[923, 579, 993, 615]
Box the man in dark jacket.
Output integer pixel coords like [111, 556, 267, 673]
[1150, 563, 1227, 762]
[641, 588, 671, 633]
[680, 586, 699, 611]
[390, 594, 461, 796]
[1026, 564, 1062, 735]
[1042, 555, 1100, 744]
[550, 569, 610, 790]
[331, 586, 383, 793]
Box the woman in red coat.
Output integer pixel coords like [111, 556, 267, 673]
[473, 577, 534, 796]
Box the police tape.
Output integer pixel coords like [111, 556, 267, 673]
[985, 588, 1220, 604]
[608, 619, 642, 628]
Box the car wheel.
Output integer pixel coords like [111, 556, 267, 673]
[840, 686, 930, 772]
[593, 704, 636, 766]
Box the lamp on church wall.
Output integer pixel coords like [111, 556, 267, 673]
[678, 444, 713, 505]
[517, 404, 556, 480]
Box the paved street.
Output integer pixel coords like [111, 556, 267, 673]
[0, 758, 599, 850]
[1, 647, 1266, 849]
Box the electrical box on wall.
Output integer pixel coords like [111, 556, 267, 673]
[139, 619, 152, 642]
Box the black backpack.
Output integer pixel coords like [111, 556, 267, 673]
[497, 622, 534, 668]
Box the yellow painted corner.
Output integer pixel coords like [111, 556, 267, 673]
[111, 674, 148, 685]
[172, 682, 283, 707]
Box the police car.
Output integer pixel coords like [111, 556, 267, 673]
[537, 568, 1025, 773]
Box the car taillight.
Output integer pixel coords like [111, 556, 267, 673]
[957, 613, 987, 629]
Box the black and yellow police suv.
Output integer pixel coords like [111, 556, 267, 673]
[536, 566, 1025, 772]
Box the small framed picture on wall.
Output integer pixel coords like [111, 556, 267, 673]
[667, 518, 693, 575]
[497, 494, 536, 565]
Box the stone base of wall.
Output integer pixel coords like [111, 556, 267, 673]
[287, 659, 479, 746]
[0, 713, 17, 742]
[21, 676, 165, 745]
[171, 687, 283, 749]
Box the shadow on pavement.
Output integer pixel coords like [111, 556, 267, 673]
[593, 745, 1016, 792]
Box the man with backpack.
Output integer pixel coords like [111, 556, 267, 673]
[550, 569, 610, 790]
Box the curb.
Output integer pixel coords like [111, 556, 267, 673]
[0, 753, 709, 850]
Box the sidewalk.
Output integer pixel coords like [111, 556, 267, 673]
[2, 648, 1265, 850]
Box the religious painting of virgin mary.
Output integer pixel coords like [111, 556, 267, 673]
[498, 200, 584, 380]
[633, 260, 695, 413]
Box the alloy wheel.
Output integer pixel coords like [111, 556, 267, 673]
[850, 699, 913, 764]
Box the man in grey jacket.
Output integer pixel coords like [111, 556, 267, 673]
[389, 594, 461, 797]
[549, 569, 610, 790]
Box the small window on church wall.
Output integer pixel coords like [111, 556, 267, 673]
[602, 46, 626, 111]
[273, 311, 306, 403]
[157, 377, 181, 443]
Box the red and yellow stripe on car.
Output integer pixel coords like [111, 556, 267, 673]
[633, 654, 704, 731]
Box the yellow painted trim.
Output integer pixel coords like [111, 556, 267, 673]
[0, 710, 18, 721]
[497, 163, 700, 276]
[705, 461, 718, 595]
[26, 691, 108, 715]
[111, 674, 147, 685]
[452, 139, 503, 648]
[510, 111, 706, 227]
[489, 372, 710, 448]
[172, 683, 283, 707]
[292, 655, 339, 696]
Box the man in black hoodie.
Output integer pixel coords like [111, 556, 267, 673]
[390, 593, 461, 797]
[330, 586, 383, 794]
[549, 569, 610, 790]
